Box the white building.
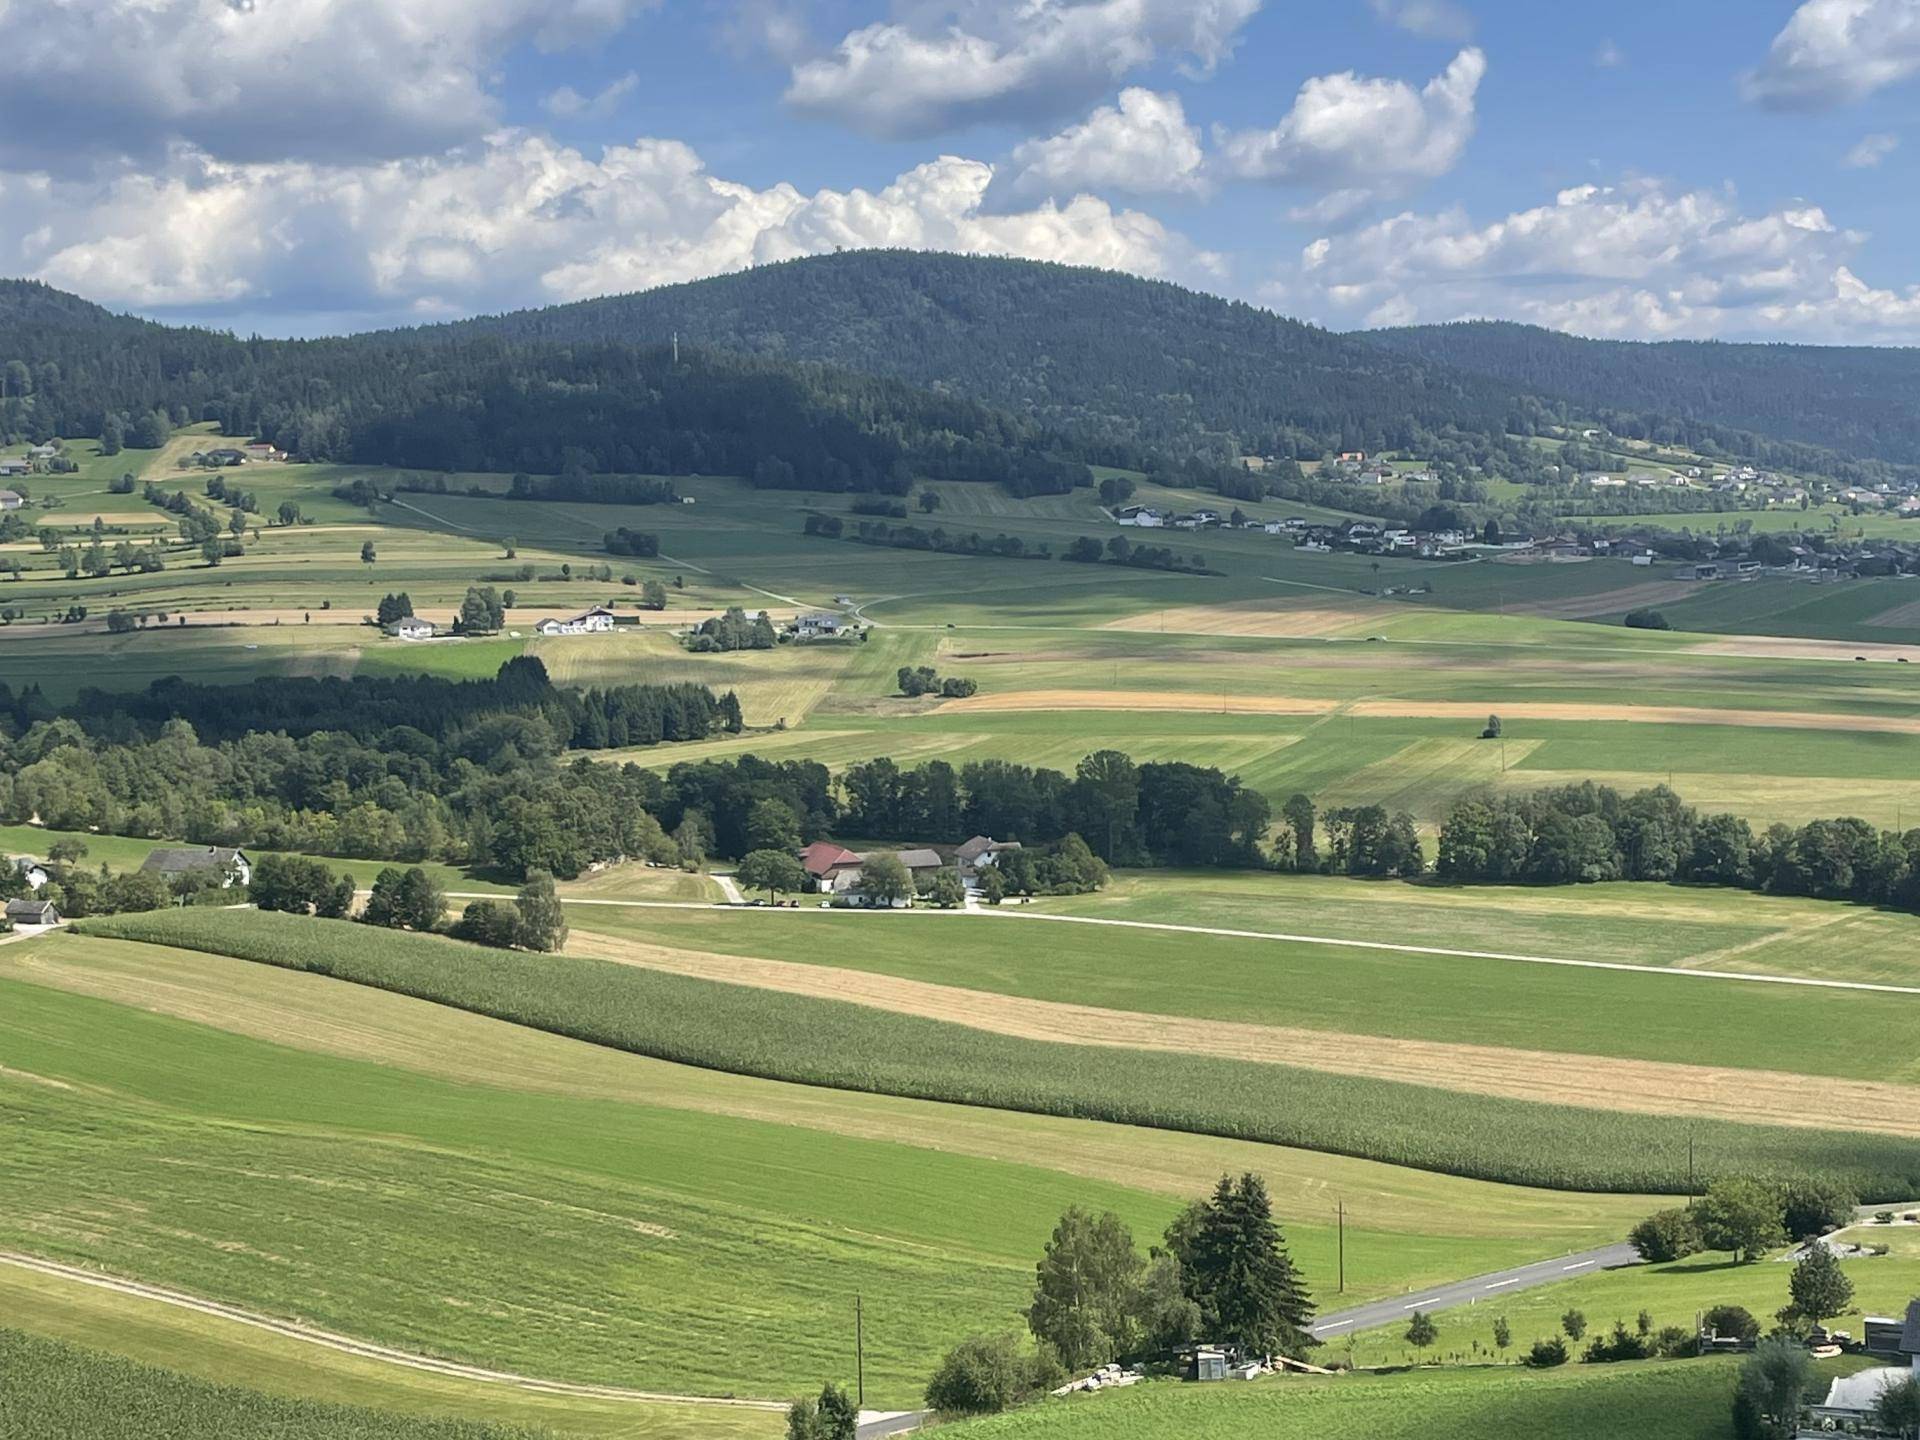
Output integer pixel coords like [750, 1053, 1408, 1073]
[0, 488, 22, 510]
[386, 616, 435, 640]
[536, 606, 617, 637]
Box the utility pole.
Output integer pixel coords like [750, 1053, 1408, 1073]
[672, 330, 680, 365]
[1337, 1201, 1346, 1294]
[855, 1295, 865, 1409]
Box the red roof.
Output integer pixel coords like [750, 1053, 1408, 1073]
[797, 841, 860, 878]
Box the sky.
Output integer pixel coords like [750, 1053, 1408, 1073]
[3, 0, 1919, 342]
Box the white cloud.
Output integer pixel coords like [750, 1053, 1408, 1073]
[1277, 178, 1920, 342]
[1366, 0, 1474, 41]
[0, 0, 658, 170]
[1215, 48, 1484, 203]
[3, 135, 1217, 326]
[993, 89, 1205, 205]
[784, 0, 1262, 139]
[1844, 131, 1901, 166]
[1742, 0, 1920, 110]
[543, 73, 641, 121]
[1594, 38, 1625, 69]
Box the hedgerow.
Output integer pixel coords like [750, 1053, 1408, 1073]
[76, 909, 1920, 1201]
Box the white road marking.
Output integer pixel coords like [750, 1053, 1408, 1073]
[1562, 1261, 1596, 1272]
[1484, 1278, 1519, 1289]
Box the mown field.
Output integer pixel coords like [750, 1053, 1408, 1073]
[0, 928, 1693, 1412]
[0, 1328, 547, 1440]
[945, 1358, 1750, 1440]
[61, 913, 1920, 1197]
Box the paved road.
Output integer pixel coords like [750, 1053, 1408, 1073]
[1310, 1242, 1643, 1340]
[857, 1410, 930, 1440]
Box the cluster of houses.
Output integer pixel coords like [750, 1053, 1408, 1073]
[6, 845, 251, 929]
[383, 605, 619, 641]
[0, 443, 71, 477]
[794, 835, 1020, 905]
[1315, 453, 1436, 486]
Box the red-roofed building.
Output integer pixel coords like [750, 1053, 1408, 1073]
[797, 841, 861, 885]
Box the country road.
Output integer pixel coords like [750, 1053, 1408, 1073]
[1310, 1242, 1643, 1340]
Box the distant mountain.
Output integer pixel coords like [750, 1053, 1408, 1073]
[433, 251, 1541, 466]
[1361, 320, 1920, 468]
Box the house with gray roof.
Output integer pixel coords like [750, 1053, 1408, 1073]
[138, 845, 252, 888]
[5, 897, 60, 927]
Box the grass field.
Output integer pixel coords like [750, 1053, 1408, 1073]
[0, 929, 1690, 1409]
[944, 1358, 1750, 1440]
[59, 913, 1920, 1197]
[0, 1328, 545, 1440]
[0, 1267, 770, 1440]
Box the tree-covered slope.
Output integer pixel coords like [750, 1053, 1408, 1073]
[434, 250, 1543, 464]
[1362, 319, 1920, 467]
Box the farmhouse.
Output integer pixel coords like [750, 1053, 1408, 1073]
[797, 841, 862, 891]
[957, 835, 1021, 872]
[1675, 562, 1721, 581]
[0, 456, 29, 476]
[794, 611, 847, 639]
[138, 845, 253, 888]
[0, 487, 21, 510]
[9, 856, 50, 890]
[202, 448, 247, 466]
[5, 897, 60, 928]
[536, 606, 616, 637]
[385, 616, 436, 640]
[242, 442, 284, 461]
[1798, 1298, 1919, 1435]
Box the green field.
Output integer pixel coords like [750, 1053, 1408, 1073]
[59, 913, 1920, 1197]
[944, 1358, 1750, 1440]
[0, 1328, 545, 1440]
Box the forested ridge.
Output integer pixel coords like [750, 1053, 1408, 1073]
[1363, 319, 1920, 470]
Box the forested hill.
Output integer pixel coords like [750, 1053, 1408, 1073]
[0, 279, 1080, 492]
[428, 251, 1544, 467]
[1362, 320, 1920, 468]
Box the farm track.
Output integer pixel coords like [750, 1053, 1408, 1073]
[0, 1252, 788, 1411]
[562, 929, 1920, 1138]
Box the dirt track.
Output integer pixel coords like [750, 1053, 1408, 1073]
[564, 932, 1920, 1138]
[1503, 581, 1701, 620]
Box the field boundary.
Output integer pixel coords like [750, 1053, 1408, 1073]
[0, 1252, 787, 1412]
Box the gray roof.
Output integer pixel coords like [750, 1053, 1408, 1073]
[5, 898, 56, 919]
[139, 845, 247, 875]
[1824, 1367, 1909, 1414]
[891, 848, 945, 870]
[1904, 1297, 1920, 1355]
[957, 835, 1020, 862]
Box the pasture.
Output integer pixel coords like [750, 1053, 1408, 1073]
[59, 912, 1920, 1196]
[944, 1358, 1748, 1440]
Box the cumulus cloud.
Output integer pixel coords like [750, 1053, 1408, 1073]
[544, 73, 642, 120]
[1366, 0, 1474, 41]
[1214, 48, 1484, 205]
[1844, 131, 1900, 166]
[1594, 38, 1625, 69]
[0, 0, 658, 170]
[3, 135, 1216, 327]
[784, 0, 1262, 139]
[1742, 0, 1920, 110]
[992, 89, 1205, 205]
[1277, 178, 1920, 342]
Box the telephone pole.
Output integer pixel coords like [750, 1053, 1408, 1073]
[1337, 1201, 1346, 1294]
[855, 1295, 865, 1409]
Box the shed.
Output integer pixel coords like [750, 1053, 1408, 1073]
[5, 897, 60, 926]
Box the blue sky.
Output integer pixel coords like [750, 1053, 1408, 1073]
[1, 0, 1917, 341]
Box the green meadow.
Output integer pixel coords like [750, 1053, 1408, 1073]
[570, 904, 1920, 1083]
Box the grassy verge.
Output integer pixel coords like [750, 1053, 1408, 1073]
[72, 909, 1920, 1197]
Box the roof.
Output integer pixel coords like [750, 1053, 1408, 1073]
[956, 835, 1021, 862]
[1823, 1367, 1909, 1414]
[1904, 1297, 1920, 1355]
[5, 898, 56, 919]
[891, 848, 944, 870]
[797, 841, 860, 878]
[139, 845, 247, 875]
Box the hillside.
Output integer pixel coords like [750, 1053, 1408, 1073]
[432, 250, 1542, 465]
[1363, 319, 1920, 468]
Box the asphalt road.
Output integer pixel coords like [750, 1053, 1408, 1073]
[1310, 1241, 1643, 1341]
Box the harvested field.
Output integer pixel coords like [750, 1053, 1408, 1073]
[1504, 581, 1699, 620]
[563, 931, 1920, 1138]
[1100, 601, 1389, 638]
[1694, 633, 1920, 661]
[938, 689, 1339, 716]
[1866, 599, 1920, 630]
[939, 689, 1920, 734]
